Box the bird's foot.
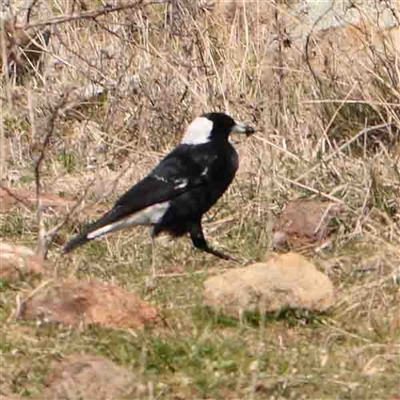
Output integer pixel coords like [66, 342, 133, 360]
[201, 246, 240, 263]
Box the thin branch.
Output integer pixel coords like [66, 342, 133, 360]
[23, 1, 166, 30]
[26, 0, 40, 24]
[0, 100, 5, 181]
[33, 93, 70, 259]
[295, 123, 393, 183]
[280, 175, 348, 206]
[44, 177, 97, 247]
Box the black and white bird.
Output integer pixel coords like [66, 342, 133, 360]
[64, 112, 254, 261]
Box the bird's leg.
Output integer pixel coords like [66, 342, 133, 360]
[190, 220, 234, 261]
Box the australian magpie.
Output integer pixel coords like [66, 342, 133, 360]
[63, 112, 255, 260]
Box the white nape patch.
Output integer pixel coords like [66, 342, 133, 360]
[87, 202, 170, 239]
[181, 117, 213, 145]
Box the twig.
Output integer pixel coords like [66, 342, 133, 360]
[26, 0, 40, 24]
[153, 267, 233, 279]
[147, 41, 208, 108]
[274, 1, 284, 128]
[324, 319, 372, 343]
[33, 93, 70, 259]
[253, 134, 302, 161]
[44, 179, 96, 244]
[14, 294, 24, 321]
[280, 175, 348, 206]
[295, 123, 393, 182]
[302, 99, 400, 107]
[0, 21, 13, 107]
[304, 2, 335, 93]
[13, 279, 54, 321]
[23, 1, 166, 30]
[314, 203, 335, 235]
[0, 100, 5, 181]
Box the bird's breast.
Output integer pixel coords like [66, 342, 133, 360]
[230, 146, 239, 172]
[220, 144, 239, 177]
[204, 145, 239, 197]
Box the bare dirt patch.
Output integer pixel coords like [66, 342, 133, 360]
[43, 354, 137, 400]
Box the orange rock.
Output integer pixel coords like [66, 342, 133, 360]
[203, 252, 334, 317]
[272, 198, 344, 249]
[21, 277, 157, 330]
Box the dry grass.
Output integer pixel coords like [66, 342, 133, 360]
[1, 0, 399, 399]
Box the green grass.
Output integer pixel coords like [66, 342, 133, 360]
[1, 221, 398, 399]
[1, 297, 398, 399]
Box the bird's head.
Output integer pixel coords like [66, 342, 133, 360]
[181, 112, 255, 145]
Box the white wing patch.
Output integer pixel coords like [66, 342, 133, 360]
[87, 201, 170, 239]
[153, 174, 168, 183]
[181, 117, 213, 145]
[174, 178, 188, 189]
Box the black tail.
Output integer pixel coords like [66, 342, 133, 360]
[63, 232, 92, 254]
[63, 205, 130, 254]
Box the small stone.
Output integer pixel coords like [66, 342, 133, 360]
[203, 252, 334, 318]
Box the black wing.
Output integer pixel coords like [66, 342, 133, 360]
[64, 144, 216, 253]
[115, 144, 216, 210]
